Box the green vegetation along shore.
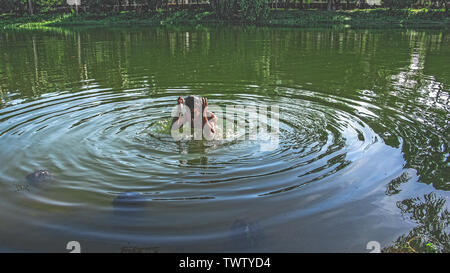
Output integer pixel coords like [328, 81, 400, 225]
[1, 8, 449, 30]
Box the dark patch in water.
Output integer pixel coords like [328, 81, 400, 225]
[26, 170, 53, 184]
[113, 192, 148, 210]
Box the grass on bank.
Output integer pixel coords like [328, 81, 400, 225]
[0, 8, 449, 30]
[0, 9, 219, 30]
[267, 8, 449, 27]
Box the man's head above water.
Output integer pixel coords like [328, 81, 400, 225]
[172, 95, 217, 138]
[183, 95, 202, 117]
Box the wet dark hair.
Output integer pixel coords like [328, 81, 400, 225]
[184, 95, 202, 117]
[172, 95, 213, 130]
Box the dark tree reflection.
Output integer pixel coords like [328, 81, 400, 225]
[384, 192, 450, 253]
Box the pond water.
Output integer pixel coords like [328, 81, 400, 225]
[0, 26, 448, 252]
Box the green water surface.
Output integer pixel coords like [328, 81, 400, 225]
[0, 26, 448, 252]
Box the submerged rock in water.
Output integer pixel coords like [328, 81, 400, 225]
[113, 192, 147, 209]
[26, 170, 53, 183]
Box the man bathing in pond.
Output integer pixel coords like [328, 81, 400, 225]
[171, 95, 218, 140]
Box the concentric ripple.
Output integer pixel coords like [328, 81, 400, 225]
[0, 87, 432, 252]
[0, 82, 399, 211]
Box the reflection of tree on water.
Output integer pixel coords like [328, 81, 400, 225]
[385, 169, 415, 196]
[384, 192, 449, 253]
[386, 30, 449, 191]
